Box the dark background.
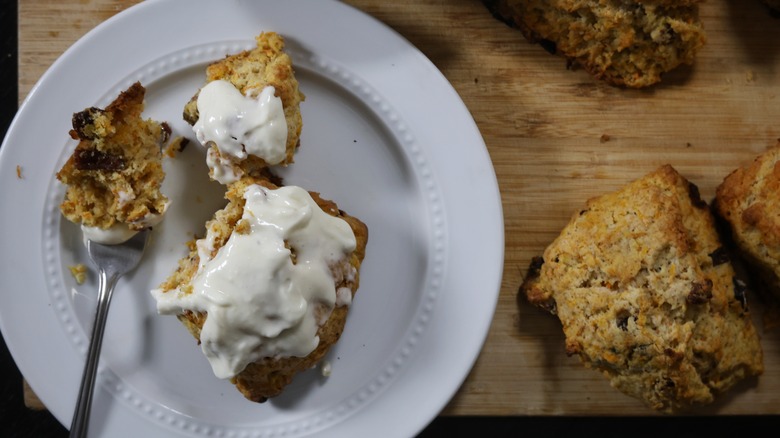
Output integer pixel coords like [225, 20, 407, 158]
[0, 2, 776, 437]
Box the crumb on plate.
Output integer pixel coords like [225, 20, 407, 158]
[68, 264, 87, 284]
[164, 136, 190, 158]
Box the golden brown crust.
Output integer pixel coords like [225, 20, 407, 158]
[484, 0, 707, 88]
[183, 32, 305, 175]
[520, 165, 763, 413]
[156, 174, 368, 402]
[714, 143, 780, 302]
[56, 82, 169, 230]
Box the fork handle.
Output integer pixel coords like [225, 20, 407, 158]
[69, 268, 120, 438]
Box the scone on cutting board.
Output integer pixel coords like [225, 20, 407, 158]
[151, 174, 368, 402]
[183, 31, 305, 184]
[483, 0, 707, 88]
[519, 165, 763, 413]
[714, 143, 780, 303]
[56, 82, 171, 244]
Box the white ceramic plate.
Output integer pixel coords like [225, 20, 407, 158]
[0, 1, 503, 436]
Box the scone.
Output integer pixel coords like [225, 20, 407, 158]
[714, 143, 780, 302]
[151, 173, 369, 402]
[184, 32, 305, 184]
[519, 165, 763, 413]
[483, 0, 707, 88]
[56, 82, 171, 244]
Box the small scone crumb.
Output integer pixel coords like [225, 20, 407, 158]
[69, 264, 88, 284]
[163, 136, 190, 158]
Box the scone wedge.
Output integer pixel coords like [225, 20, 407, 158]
[714, 143, 780, 303]
[152, 173, 368, 402]
[184, 31, 305, 183]
[484, 0, 707, 88]
[520, 165, 763, 413]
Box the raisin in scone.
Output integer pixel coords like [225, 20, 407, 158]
[714, 143, 780, 302]
[151, 173, 368, 402]
[184, 32, 305, 184]
[483, 0, 707, 88]
[56, 82, 171, 244]
[519, 165, 763, 413]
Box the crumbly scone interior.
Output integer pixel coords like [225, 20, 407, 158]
[56, 82, 170, 230]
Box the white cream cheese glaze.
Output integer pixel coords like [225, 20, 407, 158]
[193, 80, 288, 184]
[151, 184, 357, 379]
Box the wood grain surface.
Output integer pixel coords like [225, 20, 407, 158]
[19, 0, 780, 416]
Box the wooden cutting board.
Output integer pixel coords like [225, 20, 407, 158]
[19, 0, 780, 416]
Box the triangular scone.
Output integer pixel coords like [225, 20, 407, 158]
[483, 0, 707, 88]
[152, 173, 368, 402]
[184, 32, 305, 183]
[57, 82, 170, 239]
[714, 143, 780, 302]
[519, 165, 763, 413]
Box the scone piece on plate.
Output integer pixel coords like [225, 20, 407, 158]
[714, 143, 780, 302]
[184, 32, 305, 184]
[483, 0, 707, 88]
[56, 82, 171, 244]
[519, 165, 763, 413]
[151, 173, 368, 402]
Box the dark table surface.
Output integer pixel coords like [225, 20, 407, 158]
[1, 2, 778, 437]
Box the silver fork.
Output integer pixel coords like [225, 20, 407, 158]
[69, 229, 150, 438]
